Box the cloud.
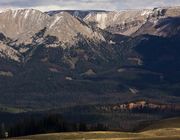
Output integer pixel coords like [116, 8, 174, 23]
[0, 0, 179, 11]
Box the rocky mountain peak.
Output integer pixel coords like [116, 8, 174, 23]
[84, 6, 180, 36]
[84, 9, 151, 35]
[0, 9, 106, 63]
[45, 11, 105, 46]
[0, 9, 105, 48]
[0, 9, 50, 44]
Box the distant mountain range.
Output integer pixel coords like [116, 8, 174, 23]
[0, 6, 180, 112]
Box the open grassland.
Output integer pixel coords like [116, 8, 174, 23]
[9, 130, 180, 140]
[9, 118, 180, 140]
[143, 117, 180, 130]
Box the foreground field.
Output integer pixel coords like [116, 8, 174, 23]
[9, 118, 180, 140]
[9, 129, 180, 140]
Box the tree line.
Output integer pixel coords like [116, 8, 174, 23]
[0, 113, 108, 138]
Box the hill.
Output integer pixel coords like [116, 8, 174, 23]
[6, 117, 180, 140]
[9, 129, 180, 140]
[143, 117, 180, 131]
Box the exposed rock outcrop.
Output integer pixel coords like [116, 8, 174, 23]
[96, 100, 180, 112]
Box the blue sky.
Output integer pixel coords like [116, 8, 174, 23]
[0, 0, 180, 11]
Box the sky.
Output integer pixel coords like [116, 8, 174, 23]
[0, 0, 180, 12]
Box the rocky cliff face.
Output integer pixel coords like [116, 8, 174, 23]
[96, 101, 180, 112]
[0, 9, 104, 47]
[0, 9, 106, 63]
[0, 9, 49, 44]
[84, 6, 180, 36]
[133, 7, 180, 37]
[84, 10, 149, 35]
[45, 12, 105, 46]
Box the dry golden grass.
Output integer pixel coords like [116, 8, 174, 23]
[9, 118, 180, 140]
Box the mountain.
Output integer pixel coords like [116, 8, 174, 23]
[84, 9, 149, 35]
[0, 9, 107, 65]
[0, 6, 180, 136]
[84, 6, 180, 37]
[45, 12, 105, 46]
[0, 9, 49, 45]
[133, 7, 180, 37]
[0, 9, 104, 47]
[0, 6, 180, 114]
[0, 9, 120, 110]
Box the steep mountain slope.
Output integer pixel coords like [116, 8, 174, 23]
[0, 9, 104, 47]
[84, 10, 149, 35]
[0, 43, 21, 62]
[45, 12, 105, 46]
[0, 33, 21, 62]
[132, 7, 180, 37]
[0, 9, 107, 67]
[0, 9, 49, 45]
[0, 9, 121, 110]
[84, 6, 180, 36]
[0, 7, 180, 112]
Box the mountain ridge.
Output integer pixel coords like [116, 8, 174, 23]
[0, 9, 105, 48]
[0, 6, 180, 111]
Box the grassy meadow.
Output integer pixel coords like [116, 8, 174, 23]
[8, 118, 180, 140]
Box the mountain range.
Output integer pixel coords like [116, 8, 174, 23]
[0, 6, 180, 112]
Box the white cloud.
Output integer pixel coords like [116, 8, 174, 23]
[0, 0, 179, 11]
